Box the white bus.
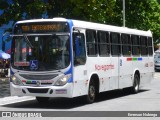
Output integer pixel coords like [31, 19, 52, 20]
[10, 18, 154, 103]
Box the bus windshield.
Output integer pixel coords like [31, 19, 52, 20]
[11, 34, 70, 71]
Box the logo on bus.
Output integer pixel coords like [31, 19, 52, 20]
[95, 64, 114, 71]
[36, 81, 41, 86]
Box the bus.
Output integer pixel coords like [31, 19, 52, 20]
[10, 18, 154, 103]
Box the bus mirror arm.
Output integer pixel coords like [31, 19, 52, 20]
[73, 28, 80, 33]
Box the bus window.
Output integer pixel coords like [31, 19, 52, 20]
[148, 37, 153, 56]
[73, 33, 86, 66]
[86, 30, 97, 56]
[140, 36, 148, 56]
[97, 31, 110, 56]
[131, 35, 140, 56]
[110, 32, 120, 56]
[121, 34, 131, 56]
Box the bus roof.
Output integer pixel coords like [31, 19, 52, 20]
[71, 20, 152, 37]
[15, 18, 152, 37]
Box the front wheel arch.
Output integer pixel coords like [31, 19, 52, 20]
[85, 74, 100, 104]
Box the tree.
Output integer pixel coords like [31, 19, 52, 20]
[0, 0, 160, 42]
[0, 0, 48, 26]
[113, 0, 160, 41]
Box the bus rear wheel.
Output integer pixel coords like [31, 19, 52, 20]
[86, 81, 96, 104]
[36, 97, 49, 103]
[130, 74, 140, 94]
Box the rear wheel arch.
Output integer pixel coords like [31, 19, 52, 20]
[134, 70, 140, 84]
[131, 70, 140, 93]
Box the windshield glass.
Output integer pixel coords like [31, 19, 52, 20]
[11, 34, 70, 71]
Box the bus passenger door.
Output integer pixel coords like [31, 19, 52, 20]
[72, 29, 88, 97]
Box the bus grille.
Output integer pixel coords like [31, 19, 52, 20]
[20, 74, 58, 80]
[26, 82, 52, 85]
[27, 88, 49, 93]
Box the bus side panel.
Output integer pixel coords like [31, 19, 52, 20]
[119, 57, 133, 89]
[140, 56, 154, 87]
[95, 57, 111, 92]
[138, 57, 149, 87]
[72, 56, 113, 97]
[110, 57, 119, 90]
[72, 65, 88, 97]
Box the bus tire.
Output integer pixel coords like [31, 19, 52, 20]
[130, 74, 140, 94]
[36, 97, 49, 103]
[86, 81, 96, 104]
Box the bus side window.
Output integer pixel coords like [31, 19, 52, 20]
[148, 37, 153, 56]
[97, 31, 110, 56]
[131, 35, 140, 56]
[121, 34, 131, 56]
[110, 32, 121, 56]
[73, 33, 86, 66]
[140, 36, 148, 56]
[86, 30, 97, 56]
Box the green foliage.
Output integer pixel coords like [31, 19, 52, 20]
[0, 0, 160, 42]
[0, 0, 48, 25]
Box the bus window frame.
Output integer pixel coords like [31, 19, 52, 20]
[97, 30, 110, 57]
[86, 29, 98, 57]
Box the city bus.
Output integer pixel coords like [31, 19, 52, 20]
[10, 18, 154, 103]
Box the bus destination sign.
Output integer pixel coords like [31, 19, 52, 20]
[14, 22, 69, 34]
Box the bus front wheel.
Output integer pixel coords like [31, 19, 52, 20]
[86, 81, 96, 104]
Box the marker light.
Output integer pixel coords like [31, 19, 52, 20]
[11, 75, 22, 85]
[54, 74, 71, 86]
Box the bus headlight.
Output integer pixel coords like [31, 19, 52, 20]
[54, 74, 71, 86]
[11, 75, 22, 85]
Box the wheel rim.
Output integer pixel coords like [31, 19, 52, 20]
[89, 85, 95, 101]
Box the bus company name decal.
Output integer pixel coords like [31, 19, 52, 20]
[95, 64, 114, 71]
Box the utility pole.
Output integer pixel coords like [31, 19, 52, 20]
[123, 0, 125, 27]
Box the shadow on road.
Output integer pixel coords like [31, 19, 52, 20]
[2, 89, 149, 109]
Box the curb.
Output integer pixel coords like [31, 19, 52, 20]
[0, 96, 35, 105]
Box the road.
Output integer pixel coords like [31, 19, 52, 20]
[0, 72, 160, 119]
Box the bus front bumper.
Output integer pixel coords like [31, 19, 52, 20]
[10, 82, 73, 98]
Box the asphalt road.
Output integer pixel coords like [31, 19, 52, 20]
[0, 72, 160, 119]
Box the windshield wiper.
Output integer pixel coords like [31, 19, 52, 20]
[24, 35, 33, 48]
